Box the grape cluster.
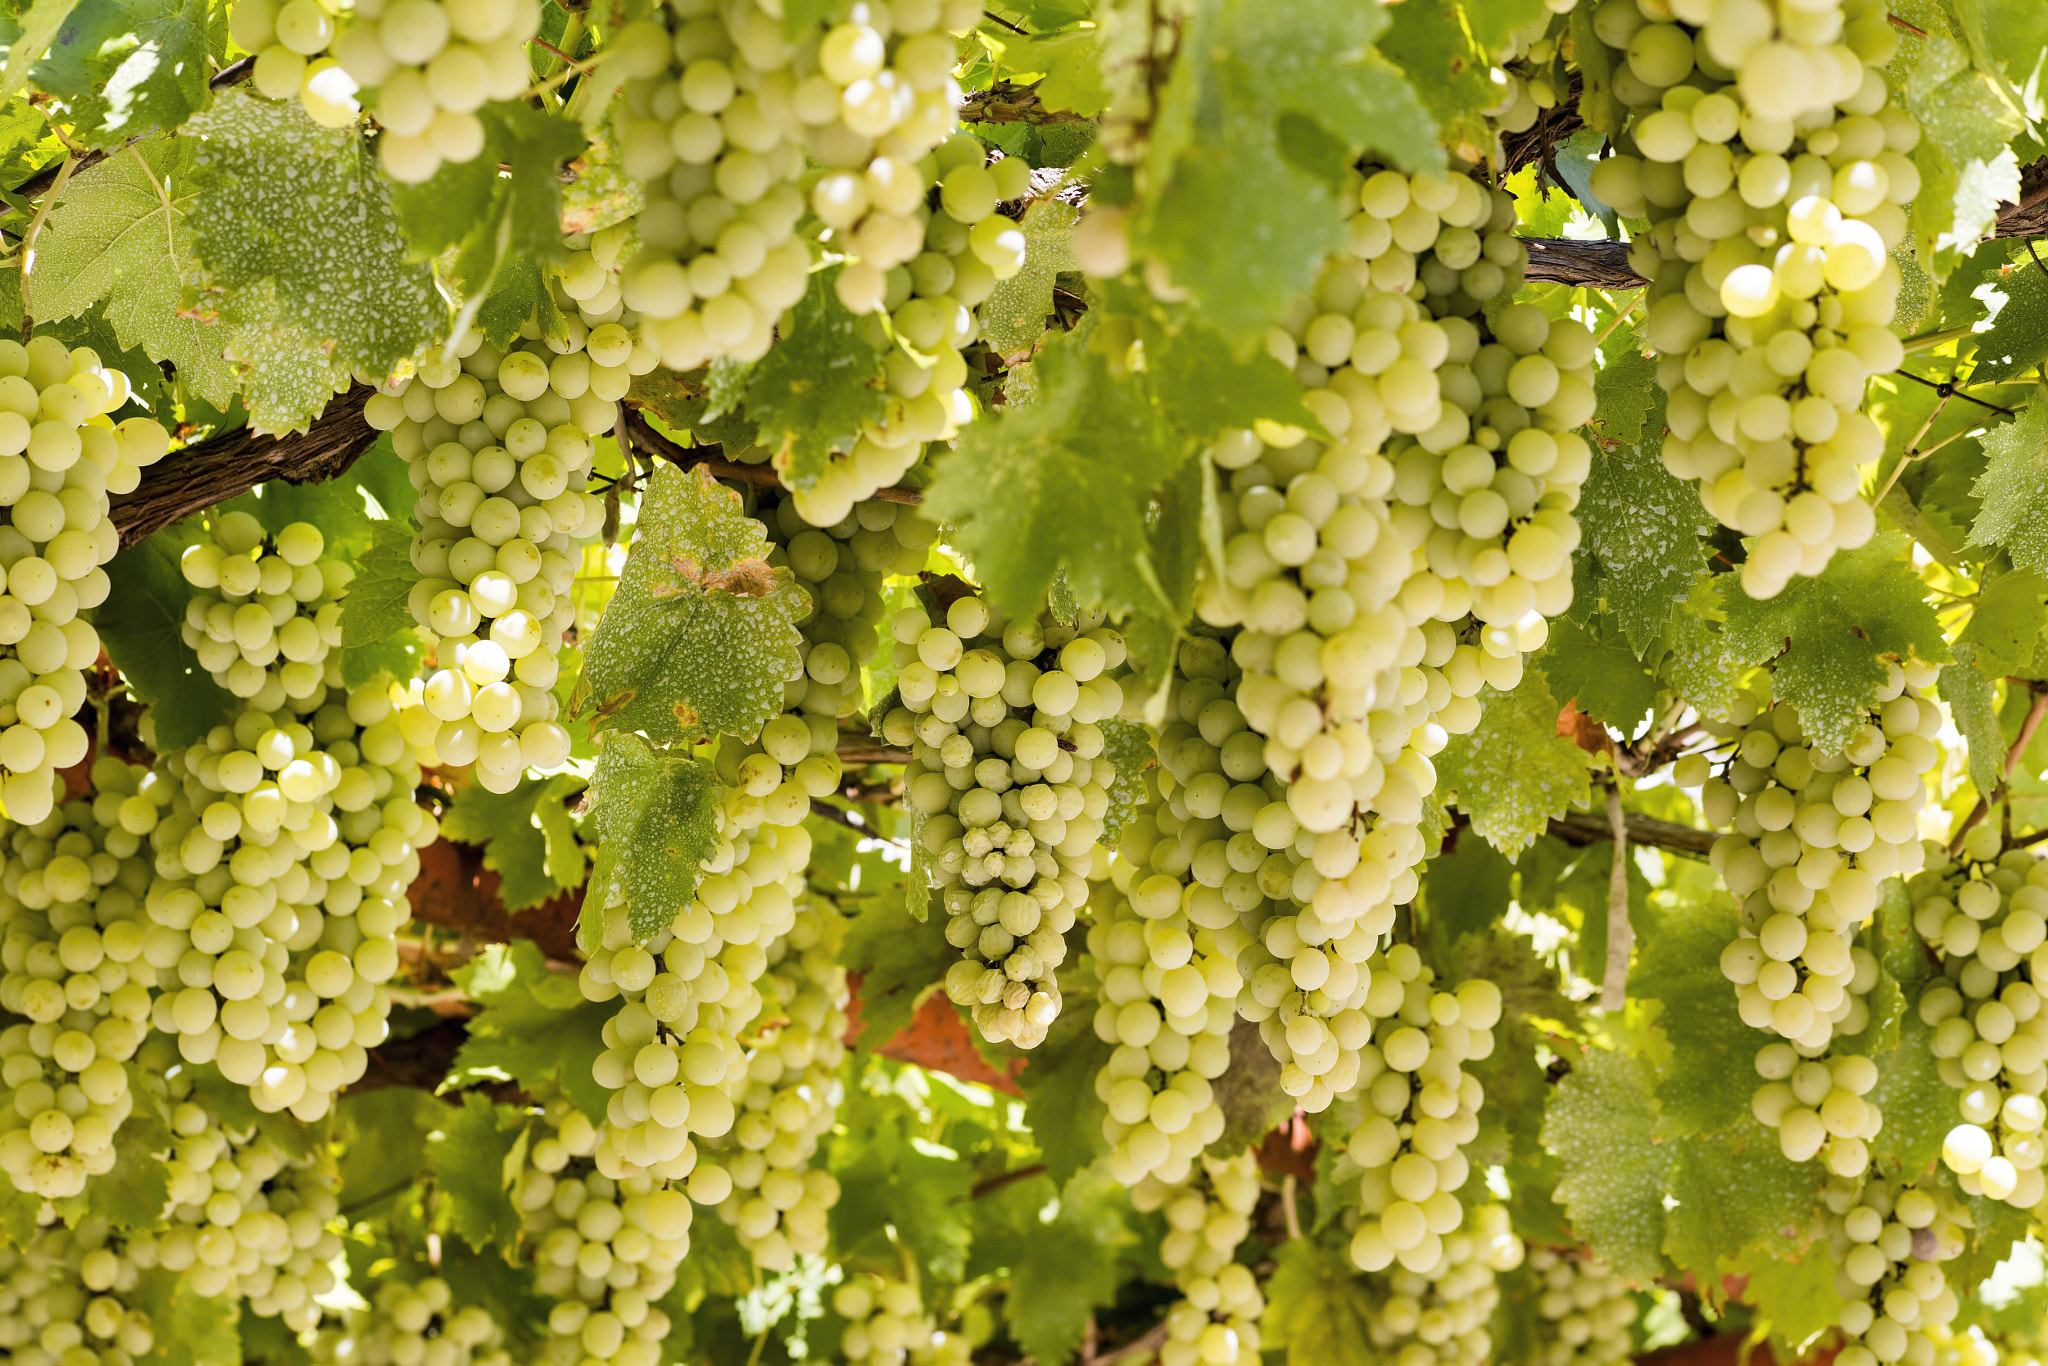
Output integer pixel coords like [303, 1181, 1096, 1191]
[1822, 1174, 1964, 1366]
[1088, 815, 1242, 1186]
[834, 1276, 942, 1366]
[1355, 1205, 1524, 1366]
[366, 326, 615, 792]
[311, 1276, 513, 1366]
[606, 0, 982, 370]
[879, 594, 1126, 1047]
[1909, 829, 2048, 1209]
[695, 902, 848, 1271]
[124, 1071, 343, 1327]
[1135, 1151, 1267, 1366]
[0, 337, 169, 826]
[1345, 948, 1501, 1275]
[232, 0, 542, 182]
[0, 1219, 155, 1366]
[1523, 1249, 1638, 1366]
[1582, 0, 1913, 598]
[1677, 663, 1939, 1168]
[178, 515, 349, 704]
[0, 759, 157, 1201]
[513, 1100, 690, 1366]
[138, 677, 434, 1120]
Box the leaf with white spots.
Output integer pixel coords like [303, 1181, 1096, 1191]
[1433, 670, 1590, 856]
[1541, 1045, 1670, 1284]
[185, 91, 444, 379]
[1576, 438, 1711, 654]
[572, 464, 807, 745]
[583, 732, 722, 945]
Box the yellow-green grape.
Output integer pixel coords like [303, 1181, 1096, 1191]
[513, 1099, 688, 1366]
[1346, 949, 1502, 1275]
[553, 224, 670, 387]
[178, 516, 351, 705]
[1133, 1151, 1266, 1366]
[1581, 0, 1913, 599]
[0, 758, 161, 1202]
[1749, 1040, 1880, 1175]
[0, 337, 170, 826]
[1089, 832, 1242, 1186]
[883, 595, 1127, 1048]
[1358, 1204, 1525, 1366]
[1524, 1248, 1639, 1366]
[1822, 1173, 1964, 1366]
[367, 326, 613, 792]
[0, 1219, 156, 1365]
[232, 0, 543, 178]
[696, 904, 847, 1272]
[834, 1276, 941, 1366]
[308, 1275, 514, 1366]
[610, 0, 982, 371]
[1682, 663, 1940, 1098]
[1908, 831, 2048, 1209]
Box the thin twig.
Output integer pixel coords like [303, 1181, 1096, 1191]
[963, 1163, 1046, 1200]
[1600, 783, 1632, 1011]
[1951, 684, 2048, 853]
[1280, 1175, 1302, 1240]
[810, 798, 909, 851]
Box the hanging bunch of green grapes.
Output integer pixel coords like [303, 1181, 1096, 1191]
[1908, 827, 2048, 1208]
[1821, 1172, 1966, 1366]
[1522, 1248, 1640, 1366]
[0, 1217, 156, 1364]
[1354, 1204, 1526, 1366]
[1135, 1150, 1267, 1366]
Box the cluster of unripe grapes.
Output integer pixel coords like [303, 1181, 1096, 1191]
[513, 1100, 691, 1366]
[1134, 1152, 1266, 1366]
[832, 1275, 957, 1366]
[1344, 948, 1501, 1275]
[1582, 0, 1913, 598]
[1088, 816, 1241, 1186]
[231, 0, 541, 181]
[1909, 829, 2048, 1209]
[606, 0, 982, 371]
[311, 1275, 512, 1366]
[0, 759, 155, 1201]
[179, 516, 349, 704]
[880, 594, 1125, 1047]
[1523, 1248, 1639, 1366]
[0, 337, 168, 826]
[366, 325, 617, 793]
[1822, 1173, 1964, 1366]
[694, 903, 847, 1271]
[1356, 1204, 1525, 1366]
[0, 1218, 155, 1365]
[1678, 664, 1938, 1163]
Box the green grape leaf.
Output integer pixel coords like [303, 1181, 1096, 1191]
[1720, 533, 1949, 752]
[840, 894, 954, 1060]
[583, 732, 720, 945]
[1374, 0, 1533, 159]
[1972, 266, 2048, 384]
[442, 772, 590, 914]
[98, 530, 238, 751]
[185, 91, 443, 379]
[1117, 279, 1324, 442]
[335, 512, 425, 687]
[1951, 1190, 2035, 1294]
[574, 463, 807, 744]
[218, 305, 354, 434]
[132, 1267, 240, 1366]
[388, 104, 583, 337]
[33, 0, 208, 150]
[1434, 675, 1590, 856]
[32, 136, 243, 409]
[0, 1181, 38, 1246]
[1262, 1238, 1378, 1366]
[1661, 1125, 1826, 1300]
[1541, 1046, 1670, 1283]
[1944, 0, 2048, 163]
[1739, 1249, 1847, 1348]
[1630, 897, 1767, 1136]
[1903, 33, 2024, 276]
[990, 28, 1106, 115]
[472, 254, 569, 353]
[1016, 1009, 1113, 1187]
[0, 91, 64, 189]
[448, 939, 618, 1125]
[983, 1177, 1132, 1365]
[1576, 438, 1711, 655]
[1218, 0, 1440, 172]
[1540, 617, 1659, 734]
[1592, 348, 1660, 447]
[1959, 569, 2048, 677]
[741, 266, 888, 491]
[923, 326, 1193, 625]
[1863, 1010, 1957, 1174]
[1096, 717, 1154, 846]
[1970, 396, 2048, 571]
[0, 0, 81, 106]
[1943, 651, 2004, 801]
[335, 1087, 440, 1218]
[980, 196, 1078, 357]
[75, 1068, 172, 1231]
[429, 1093, 526, 1255]
[830, 1117, 976, 1279]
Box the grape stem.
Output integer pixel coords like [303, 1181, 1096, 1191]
[621, 404, 924, 504]
[1948, 681, 2048, 853]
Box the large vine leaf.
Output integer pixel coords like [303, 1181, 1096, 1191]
[1901, 31, 2024, 275]
[1720, 532, 1949, 751]
[447, 940, 618, 1125]
[1263, 1239, 1378, 1366]
[1576, 438, 1711, 655]
[184, 90, 443, 379]
[1434, 674, 1591, 856]
[582, 732, 721, 945]
[98, 529, 238, 750]
[0, 0, 82, 106]
[1969, 395, 2048, 570]
[1541, 1045, 1669, 1284]
[742, 265, 888, 492]
[573, 463, 807, 744]
[442, 772, 590, 914]
[34, 0, 208, 148]
[428, 1094, 526, 1256]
